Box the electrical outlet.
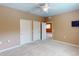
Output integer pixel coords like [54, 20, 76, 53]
[0, 41, 2, 44]
[8, 40, 10, 43]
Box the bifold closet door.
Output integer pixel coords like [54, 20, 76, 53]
[20, 19, 32, 45]
[33, 21, 40, 41]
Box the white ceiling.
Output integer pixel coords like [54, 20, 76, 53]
[0, 3, 79, 17]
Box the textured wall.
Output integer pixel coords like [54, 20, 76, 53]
[51, 10, 79, 45]
[0, 6, 39, 50]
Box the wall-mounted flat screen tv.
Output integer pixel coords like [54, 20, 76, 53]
[72, 21, 79, 27]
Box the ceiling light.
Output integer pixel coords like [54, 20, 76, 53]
[43, 7, 48, 12]
[43, 4, 48, 12]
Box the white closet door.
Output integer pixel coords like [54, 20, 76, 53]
[33, 21, 40, 41]
[20, 19, 32, 45]
[42, 22, 46, 40]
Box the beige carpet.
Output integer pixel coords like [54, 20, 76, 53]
[0, 39, 79, 56]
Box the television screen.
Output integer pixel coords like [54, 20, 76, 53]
[72, 21, 79, 27]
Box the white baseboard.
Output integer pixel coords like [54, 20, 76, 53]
[0, 41, 35, 53]
[54, 40, 79, 48]
[1, 39, 79, 53]
[0, 45, 20, 53]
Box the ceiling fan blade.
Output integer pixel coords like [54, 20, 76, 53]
[30, 7, 43, 14]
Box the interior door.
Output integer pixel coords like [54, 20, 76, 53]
[33, 21, 40, 41]
[42, 22, 46, 40]
[20, 19, 32, 45]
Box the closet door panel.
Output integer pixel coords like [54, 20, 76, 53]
[33, 21, 40, 41]
[20, 19, 32, 45]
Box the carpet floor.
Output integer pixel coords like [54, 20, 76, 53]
[0, 39, 79, 56]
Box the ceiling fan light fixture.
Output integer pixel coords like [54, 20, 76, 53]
[43, 3, 49, 12]
[43, 7, 48, 12]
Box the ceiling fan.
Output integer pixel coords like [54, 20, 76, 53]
[37, 3, 49, 12]
[31, 3, 50, 13]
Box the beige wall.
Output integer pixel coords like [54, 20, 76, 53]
[51, 10, 79, 45]
[0, 6, 40, 50]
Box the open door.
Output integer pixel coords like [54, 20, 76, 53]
[42, 22, 46, 40]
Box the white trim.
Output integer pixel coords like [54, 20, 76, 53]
[0, 45, 20, 53]
[54, 40, 79, 48]
[0, 41, 37, 53]
[1, 39, 79, 53]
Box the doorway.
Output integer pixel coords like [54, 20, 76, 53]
[46, 23, 53, 39]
